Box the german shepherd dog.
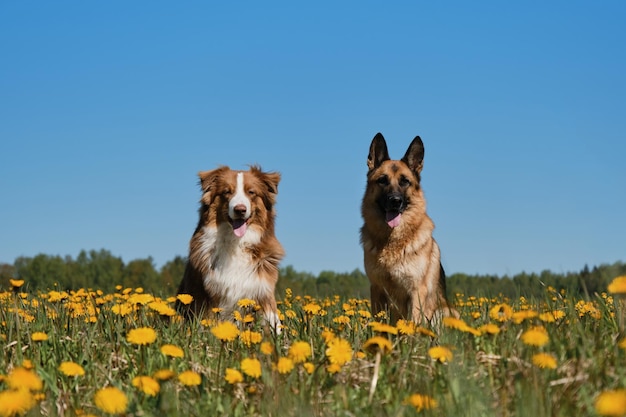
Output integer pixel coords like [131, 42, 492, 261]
[360, 133, 457, 325]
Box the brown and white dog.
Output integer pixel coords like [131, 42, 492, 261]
[176, 165, 284, 332]
[360, 133, 457, 325]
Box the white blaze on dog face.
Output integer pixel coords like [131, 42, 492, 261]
[228, 172, 251, 237]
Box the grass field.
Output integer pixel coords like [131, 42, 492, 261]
[1, 277, 626, 417]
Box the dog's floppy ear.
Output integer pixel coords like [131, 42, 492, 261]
[367, 132, 390, 170]
[402, 136, 425, 174]
[250, 165, 280, 206]
[198, 166, 227, 205]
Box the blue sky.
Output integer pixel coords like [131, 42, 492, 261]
[1, 2, 625, 277]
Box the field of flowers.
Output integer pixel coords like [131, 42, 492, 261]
[1, 276, 626, 417]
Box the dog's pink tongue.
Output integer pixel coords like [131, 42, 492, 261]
[232, 219, 248, 237]
[386, 212, 402, 228]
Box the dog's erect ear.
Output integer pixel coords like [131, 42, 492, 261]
[367, 133, 390, 170]
[402, 136, 425, 174]
[262, 171, 281, 196]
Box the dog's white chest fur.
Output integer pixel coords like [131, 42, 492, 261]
[198, 224, 272, 314]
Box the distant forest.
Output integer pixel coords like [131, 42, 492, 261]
[1, 249, 625, 300]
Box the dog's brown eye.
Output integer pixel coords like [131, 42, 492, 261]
[248, 189, 256, 196]
[399, 177, 410, 187]
[376, 176, 389, 186]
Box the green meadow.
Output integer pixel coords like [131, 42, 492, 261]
[1, 277, 626, 417]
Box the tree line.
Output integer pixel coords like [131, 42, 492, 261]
[1, 249, 624, 300]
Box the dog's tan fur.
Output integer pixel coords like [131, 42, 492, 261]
[360, 133, 457, 324]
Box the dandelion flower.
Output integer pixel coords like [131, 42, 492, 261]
[31, 332, 48, 342]
[608, 276, 626, 294]
[6, 368, 43, 391]
[160, 344, 184, 358]
[396, 319, 416, 335]
[132, 376, 160, 397]
[512, 310, 538, 324]
[325, 338, 353, 366]
[369, 321, 398, 335]
[618, 338, 626, 350]
[94, 387, 128, 414]
[126, 327, 157, 346]
[532, 352, 557, 369]
[153, 369, 175, 381]
[489, 303, 514, 322]
[276, 357, 295, 374]
[210, 321, 240, 342]
[21, 360, 34, 370]
[428, 346, 453, 363]
[404, 393, 437, 412]
[303, 303, 321, 315]
[241, 358, 262, 379]
[178, 370, 201, 386]
[237, 298, 257, 308]
[58, 362, 85, 377]
[595, 389, 626, 416]
[224, 368, 243, 384]
[478, 323, 501, 335]
[176, 294, 193, 305]
[521, 326, 549, 347]
[288, 341, 312, 364]
[303, 362, 315, 374]
[260, 341, 274, 355]
[362, 336, 393, 354]
[9, 279, 24, 288]
[240, 330, 263, 347]
[326, 363, 342, 374]
[0, 388, 36, 416]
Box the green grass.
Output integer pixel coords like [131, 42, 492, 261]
[1, 285, 625, 416]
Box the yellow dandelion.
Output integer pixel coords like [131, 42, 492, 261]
[21, 360, 34, 370]
[333, 315, 351, 325]
[241, 358, 262, 379]
[111, 303, 134, 317]
[148, 301, 176, 317]
[595, 389, 626, 416]
[512, 310, 538, 324]
[618, 338, 626, 350]
[126, 327, 157, 346]
[608, 276, 626, 294]
[0, 388, 36, 416]
[240, 330, 263, 347]
[276, 357, 295, 374]
[428, 346, 453, 363]
[132, 376, 160, 397]
[489, 303, 514, 322]
[404, 393, 437, 412]
[532, 352, 558, 369]
[211, 321, 240, 342]
[442, 316, 467, 330]
[224, 368, 243, 384]
[6, 368, 43, 391]
[303, 302, 321, 315]
[303, 362, 315, 374]
[31, 332, 48, 342]
[288, 341, 312, 364]
[178, 370, 201, 386]
[478, 323, 501, 335]
[237, 298, 257, 308]
[153, 369, 176, 381]
[396, 319, 416, 335]
[58, 361, 85, 377]
[326, 363, 342, 374]
[9, 279, 24, 288]
[362, 336, 393, 354]
[160, 344, 184, 358]
[325, 338, 353, 366]
[416, 326, 437, 338]
[94, 387, 128, 414]
[521, 326, 549, 347]
[321, 329, 336, 343]
[369, 321, 398, 335]
[260, 341, 274, 355]
[176, 294, 193, 305]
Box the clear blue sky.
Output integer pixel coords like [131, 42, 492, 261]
[1, 2, 625, 277]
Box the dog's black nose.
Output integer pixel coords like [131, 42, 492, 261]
[387, 194, 404, 210]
